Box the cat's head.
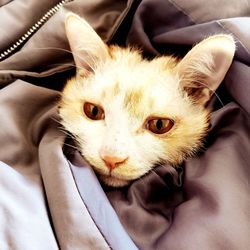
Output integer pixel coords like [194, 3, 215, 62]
[59, 14, 235, 187]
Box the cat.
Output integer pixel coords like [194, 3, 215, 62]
[59, 14, 235, 187]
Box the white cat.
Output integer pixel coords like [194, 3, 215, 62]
[59, 14, 235, 187]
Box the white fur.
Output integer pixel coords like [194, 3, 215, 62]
[59, 14, 235, 187]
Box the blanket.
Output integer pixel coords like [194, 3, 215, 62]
[0, 0, 249, 249]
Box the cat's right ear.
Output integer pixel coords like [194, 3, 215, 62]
[65, 14, 109, 76]
[176, 35, 235, 106]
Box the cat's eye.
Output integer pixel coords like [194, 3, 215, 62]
[83, 102, 105, 120]
[146, 118, 174, 134]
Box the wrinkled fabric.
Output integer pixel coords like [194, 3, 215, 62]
[0, 1, 131, 249]
[105, 0, 250, 249]
[0, 0, 250, 250]
[0, 0, 132, 85]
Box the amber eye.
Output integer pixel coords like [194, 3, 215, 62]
[146, 118, 174, 134]
[83, 102, 105, 120]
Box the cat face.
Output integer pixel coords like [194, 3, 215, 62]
[60, 48, 209, 186]
[59, 14, 235, 187]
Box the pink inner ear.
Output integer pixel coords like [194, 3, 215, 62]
[176, 35, 235, 106]
[183, 84, 212, 106]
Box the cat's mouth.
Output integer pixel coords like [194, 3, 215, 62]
[99, 174, 130, 187]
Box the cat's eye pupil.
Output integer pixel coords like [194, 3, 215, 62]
[156, 119, 163, 130]
[83, 102, 104, 120]
[146, 117, 174, 134]
[92, 106, 98, 117]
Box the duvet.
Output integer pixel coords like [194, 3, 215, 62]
[0, 0, 250, 249]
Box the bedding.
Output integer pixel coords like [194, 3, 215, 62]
[0, 0, 250, 249]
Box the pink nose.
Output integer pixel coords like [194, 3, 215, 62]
[101, 154, 128, 170]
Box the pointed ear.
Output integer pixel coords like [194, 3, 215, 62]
[176, 35, 236, 106]
[65, 13, 109, 76]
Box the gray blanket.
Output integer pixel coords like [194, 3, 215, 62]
[0, 0, 250, 249]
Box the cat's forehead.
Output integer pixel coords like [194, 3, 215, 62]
[85, 66, 183, 119]
[81, 49, 187, 117]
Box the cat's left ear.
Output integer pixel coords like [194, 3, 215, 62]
[65, 14, 109, 76]
[176, 35, 236, 106]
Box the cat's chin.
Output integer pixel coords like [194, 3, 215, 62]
[100, 175, 130, 187]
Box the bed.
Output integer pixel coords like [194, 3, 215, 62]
[0, 0, 249, 249]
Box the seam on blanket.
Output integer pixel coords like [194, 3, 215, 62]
[66, 159, 112, 249]
[216, 20, 250, 57]
[106, 0, 135, 42]
[168, 0, 196, 24]
[0, 64, 74, 83]
[0, 0, 13, 7]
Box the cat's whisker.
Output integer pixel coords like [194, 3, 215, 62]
[26, 47, 96, 72]
[45, 62, 86, 72]
[45, 135, 79, 151]
[50, 117, 75, 137]
[44, 130, 79, 149]
[59, 129, 77, 140]
[63, 142, 79, 151]
[81, 49, 98, 69]
[25, 46, 73, 55]
[196, 80, 225, 107]
[56, 127, 78, 140]
[180, 77, 225, 107]
[50, 119, 78, 140]
[50, 116, 62, 124]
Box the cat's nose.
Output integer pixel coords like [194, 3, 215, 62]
[101, 154, 128, 170]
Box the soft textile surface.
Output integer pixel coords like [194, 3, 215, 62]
[0, 0, 131, 249]
[106, 1, 250, 249]
[0, 0, 250, 250]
